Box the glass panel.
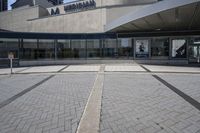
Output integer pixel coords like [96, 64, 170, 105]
[38, 39, 55, 59]
[21, 39, 37, 60]
[151, 38, 169, 58]
[135, 39, 149, 58]
[118, 38, 133, 58]
[57, 40, 72, 58]
[104, 39, 117, 58]
[71, 40, 86, 58]
[0, 39, 7, 58]
[172, 39, 187, 58]
[87, 40, 101, 58]
[0, 38, 19, 58]
[189, 46, 198, 58]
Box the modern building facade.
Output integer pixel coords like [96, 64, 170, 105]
[0, 0, 200, 66]
[0, 0, 7, 12]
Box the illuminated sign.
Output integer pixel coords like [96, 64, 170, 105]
[51, 0, 96, 15]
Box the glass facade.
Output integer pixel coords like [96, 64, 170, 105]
[118, 38, 133, 58]
[87, 40, 101, 58]
[188, 37, 200, 63]
[103, 39, 117, 58]
[151, 38, 169, 59]
[71, 40, 86, 58]
[171, 39, 187, 58]
[0, 38, 19, 59]
[38, 39, 55, 59]
[21, 39, 37, 60]
[1, 36, 200, 64]
[57, 40, 71, 58]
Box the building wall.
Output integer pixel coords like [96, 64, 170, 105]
[47, 0, 158, 14]
[0, 6, 48, 32]
[29, 8, 106, 33]
[106, 5, 150, 24]
[0, 0, 158, 33]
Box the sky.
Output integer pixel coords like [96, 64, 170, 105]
[8, 0, 75, 10]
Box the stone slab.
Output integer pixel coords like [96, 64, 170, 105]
[105, 65, 146, 72]
[0, 67, 28, 75]
[63, 65, 100, 72]
[143, 65, 200, 73]
[19, 65, 66, 73]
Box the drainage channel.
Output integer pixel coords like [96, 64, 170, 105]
[0, 75, 55, 109]
[76, 65, 105, 133]
[140, 64, 200, 111]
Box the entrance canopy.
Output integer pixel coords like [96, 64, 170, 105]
[105, 0, 200, 32]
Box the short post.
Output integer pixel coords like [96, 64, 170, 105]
[10, 58, 13, 74]
[8, 52, 14, 75]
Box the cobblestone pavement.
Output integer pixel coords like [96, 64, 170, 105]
[159, 74, 200, 103]
[0, 73, 96, 133]
[0, 64, 200, 133]
[0, 74, 49, 103]
[100, 73, 200, 133]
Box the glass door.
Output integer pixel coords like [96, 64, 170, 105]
[189, 45, 200, 63]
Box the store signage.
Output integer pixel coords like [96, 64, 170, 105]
[51, 0, 96, 15]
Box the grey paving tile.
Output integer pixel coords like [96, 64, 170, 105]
[158, 74, 200, 103]
[0, 73, 96, 133]
[0, 74, 49, 103]
[100, 73, 200, 133]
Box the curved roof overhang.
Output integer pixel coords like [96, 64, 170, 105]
[105, 0, 200, 33]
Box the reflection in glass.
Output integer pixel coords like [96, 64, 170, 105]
[21, 39, 37, 59]
[104, 39, 117, 58]
[0, 38, 19, 58]
[118, 38, 132, 58]
[38, 40, 55, 59]
[71, 40, 86, 58]
[189, 46, 198, 58]
[87, 40, 101, 58]
[57, 40, 72, 58]
[189, 38, 200, 63]
[172, 39, 187, 58]
[151, 38, 169, 58]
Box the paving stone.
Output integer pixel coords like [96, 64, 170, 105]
[105, 65, 145, 72]
[63, 65, 100, 72]
[0, 73, 96, 133]
[19, 65, 66, 73]
[143, 65, 200, 73]
[0, 67, 28, 75]
[0, 74, 49, 103]
[100, 73, 200, 133]
[159, 74, 200, 103]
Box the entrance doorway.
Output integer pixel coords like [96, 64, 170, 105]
[189, 45, 200, 63]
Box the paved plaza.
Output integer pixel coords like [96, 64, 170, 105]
[0, 64, 200, 133]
